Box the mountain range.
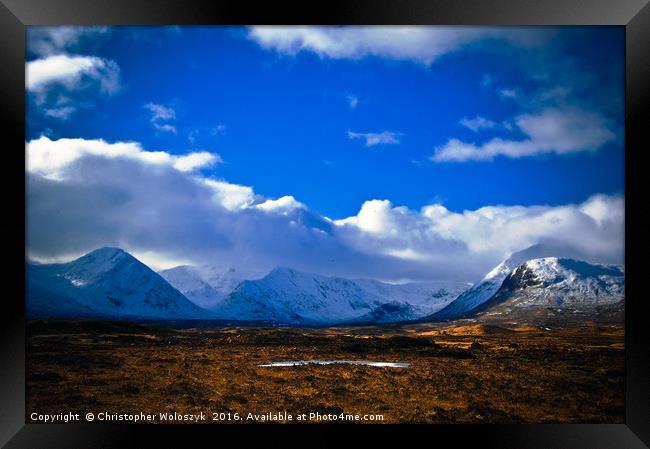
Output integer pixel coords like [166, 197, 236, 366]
[26, 245, 625, 325]
[209, 266, 469, 324]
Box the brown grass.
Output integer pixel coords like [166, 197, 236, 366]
[26, 320, 625, 424]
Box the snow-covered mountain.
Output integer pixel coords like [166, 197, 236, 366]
[29, 245, 621, 325]
[27, 247, 212, 320]
[210, 267, 469, 324]
[158, 265, 223, 309]
[472, 257, 624, 320]
[159, 265, 265, 309]
[432, 243, 598, 320]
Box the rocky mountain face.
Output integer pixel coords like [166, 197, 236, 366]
[471, 257, 624, 323]
[431, 243, 619, 320]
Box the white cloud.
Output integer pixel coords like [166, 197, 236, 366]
[334, 195, 624, 270]
[26, 54, 120, 120]
[26, 136, 623, 283]
[27, 136, 220, 180]
[516, 108, 615, 153]
[174, 151, 222, 172]
[144, 102, 178, 133]
[580, 194, 623, 226]
[335, 199, 401, 234]
[43, 106, 77, 120]
[26, 54, 119, 93]
[459, 116, 497, 132]
[144, 102, 176, 121]
[255, 196, 305, 214]
[432, 107, 616, 162]
[28, 27, 109, 57]
[153, 123, 177, 134]
[348, 130, 400, 147]
[202, 179, 256, 211]
[248, 26, 545, 65]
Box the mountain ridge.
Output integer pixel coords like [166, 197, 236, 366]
[27, 246, 625, 326]
[209, 265, 470, 325]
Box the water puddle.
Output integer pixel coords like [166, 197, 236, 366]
[258, 360, 410, 368]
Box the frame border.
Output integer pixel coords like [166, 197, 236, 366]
[2, 0, 648, 447]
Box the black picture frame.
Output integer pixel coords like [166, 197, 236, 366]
[2, 0, 648, 447]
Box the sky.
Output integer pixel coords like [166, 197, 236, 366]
[25, 26, 625, 282]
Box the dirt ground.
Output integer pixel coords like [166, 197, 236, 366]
[26, 320, 625, 424]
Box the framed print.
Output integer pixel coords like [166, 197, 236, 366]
[1, 0, 649, 447]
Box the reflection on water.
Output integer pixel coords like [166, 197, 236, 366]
[258, 360, 410, 368]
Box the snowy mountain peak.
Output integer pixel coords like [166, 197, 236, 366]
[521, 257, 623, 281]
[159, 264, 267, 309]
[472, 257, 625, 319]
[500, 257, 624, 296]
[268, 266, 297, 277]
[484, 243, 579, 281]
[211, 267, 470, 324]
[89, 246, 127, 257]
[80, 247, 130, 264]
[27, 247, 210, 320]
[432, 243, 621, 321]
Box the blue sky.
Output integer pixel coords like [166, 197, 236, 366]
[25, 26, 625, 280]
[26, 26, 624, 218]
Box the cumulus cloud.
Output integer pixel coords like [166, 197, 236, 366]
[432, 107, 616, 162]
[26, 54, 120, 93]
[247, 26, 550, 65]
[202, 179, 255, 211]
[26, 138, 380, 279]
[26, 136, 623, 283]
[334, 195, 624, 271]
[255, 196, 305, 214]
[174, 152, 222, 172]
[27, 136, 221, 180]
[348, 130, 400, 147]
[26, 54, 120, 120]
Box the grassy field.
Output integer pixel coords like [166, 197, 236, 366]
[26, 319, 625, 424]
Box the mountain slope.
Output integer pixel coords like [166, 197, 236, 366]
[159, 265, 223, 309]
[473, 258, 624, 321]
[211, 267, 469, 324]
[27, 248, 211, 320]
[159, 265, 265, 309]
[432, 243, 598, 320]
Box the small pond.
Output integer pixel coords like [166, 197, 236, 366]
[258, 360, 410, 368]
